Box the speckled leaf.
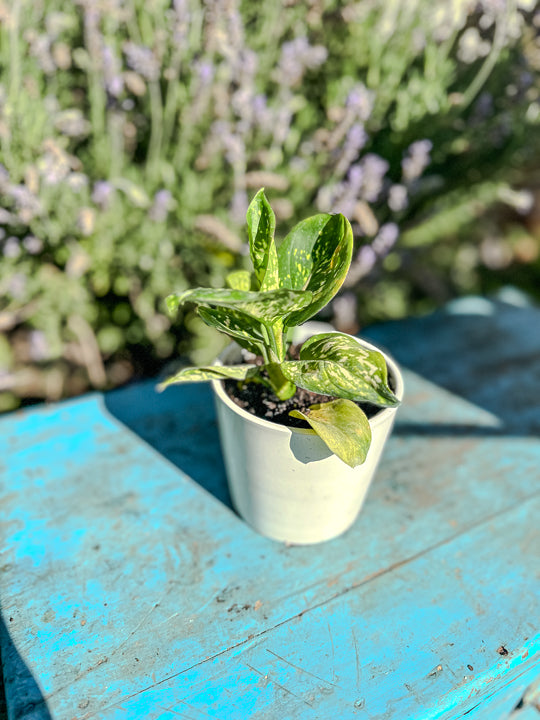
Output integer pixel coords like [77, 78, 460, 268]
[158, 363, 257, 391]
[247, 189, 279, 290]
[226, 270, 253, 291]
[290, 399, 372, 468]
[277, 213, 353, 327]
[282, 332, 399, 406]
[198, 305, 265, 356]
[166, 288, 313, 325]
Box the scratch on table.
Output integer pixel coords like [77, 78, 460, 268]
[328, 622, 336, 683]
[109, 599, 163, 657]
[265, 648, 340, 689]
[352, 628, 361, 690]
[155, 611, 180, 626]
[158, 706, 198, 720]
[245, 662, 314, 707]
[162, 698, 227, 720]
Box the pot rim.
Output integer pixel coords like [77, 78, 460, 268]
[211, 333, 404, 436]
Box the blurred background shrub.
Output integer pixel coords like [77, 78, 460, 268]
[0, 0, 539, 410]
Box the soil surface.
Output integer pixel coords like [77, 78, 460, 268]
[224, 345, 390, 429]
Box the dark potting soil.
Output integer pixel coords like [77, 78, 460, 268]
[223, 347, 393, 430]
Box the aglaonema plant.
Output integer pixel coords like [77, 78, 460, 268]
[159, 189, 400, 467]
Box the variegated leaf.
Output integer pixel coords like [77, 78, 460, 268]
[158, 363, 257, 391]
[166, 287, 313, 325]
[247, 189, 279, 291]
[277, 213, 353, 327]
[290, 399, 372, 468]
[226, 269, 253, 291]
[281, 332, 399, 406]
[198, 305, 265, 356]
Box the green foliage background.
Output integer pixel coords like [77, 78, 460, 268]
[0, 0, 539, 410]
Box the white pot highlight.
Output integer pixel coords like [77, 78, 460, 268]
[211, 333, 404, 544]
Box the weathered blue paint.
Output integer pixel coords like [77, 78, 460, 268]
[1, 298, 539, 719]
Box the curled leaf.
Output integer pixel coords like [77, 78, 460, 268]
[247, 189, 279, 290]
[290, 399, 372, 468]
[226, 270, 254, 291]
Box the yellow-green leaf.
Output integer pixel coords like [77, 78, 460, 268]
[226, 270, 253, 291]
[290, 399, 372, 467]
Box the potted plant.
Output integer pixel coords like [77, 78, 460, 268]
[159, 189, 403, 544]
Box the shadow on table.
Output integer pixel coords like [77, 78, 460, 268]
[0, 614, 52, 720]
[104, 299, 539, 511]
[104, 381, 233, 509]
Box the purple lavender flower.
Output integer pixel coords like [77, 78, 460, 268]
[149, 189, 173, 222]
[230, 190, 248, 225]
[3, 236, 21, 259]
[214, 122, 245, 168]
[0, 164, 9, 191]
[92, 181, 114, 209]
[278, 37, 328, 87]
[173, 0, 190, 44]
[360, 154, 389, 202]
[354, 245, 377, 277]
[22, 235, 44, 254]
[196, 59, 214, 86]
[347, 164, 364, 193]
[9, 185, 43, 220]
[102, 45, 124, 97]
[388, 184, 408, 212]
[8, 273, 27, 300]
[402, 140, 433, 183]
[27, 33, 56, 75]
[373, 223, 399, 256]
[124, 42, 160, 82]
[335, 124, 368, 177]
[29, 331, 49, 361]
[327, 164, 365, 217]
[346, 84, 374, 122]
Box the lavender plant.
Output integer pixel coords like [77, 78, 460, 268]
[0, 0, 538, 410]
[159, 190, 399, 468]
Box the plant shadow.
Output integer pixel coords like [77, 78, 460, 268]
[0, 613, 53, 720]
[104, 299, 540, 512]
[104, 380, 233, 509]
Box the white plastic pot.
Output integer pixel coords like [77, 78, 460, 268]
[211, 329, 404, 544]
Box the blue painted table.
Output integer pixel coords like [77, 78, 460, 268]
[1, 297, 539, 720]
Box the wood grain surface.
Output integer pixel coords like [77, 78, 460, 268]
[1, 298, 539, 719]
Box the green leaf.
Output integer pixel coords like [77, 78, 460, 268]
[282, 333, 400, 406]
[226, 270, 253, 291]
[290, 399, 372, 468]
[166, 287, 313, 325]
[158, 363, 257, 391]
[277, 213, 353, 326]
[247, 189, 279, 291]
[198, 305, 265, 356]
